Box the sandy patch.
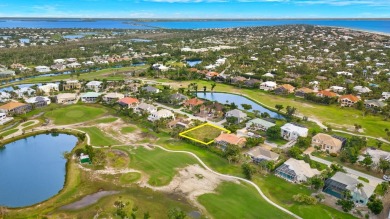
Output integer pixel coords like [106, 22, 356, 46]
[141, 164, 239, 214]
[95, 118, 144, 144]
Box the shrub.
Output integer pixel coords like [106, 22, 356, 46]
[293, 193, 318, 205]
[330, 153, 338, 157]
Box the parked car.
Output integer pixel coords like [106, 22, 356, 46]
[383, 175, 390, 181]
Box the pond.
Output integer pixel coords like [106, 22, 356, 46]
[196, 92, 284, 119]
[0, 133, 78, 207]
[186, 60, 202, 67]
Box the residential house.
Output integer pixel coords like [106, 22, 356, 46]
[15, 87, 35, 98]
[142, 86, 160, 93]
[262, 73, 274, 78]
[330, 86, 346, 93]
[38, 83, 59, 93]
[26, 96, 51, 108]
[231, 76, 247, 85]
[50, 63, 66, 71]
[183, 98, 204, 109]
[0, 112, 13, 125]
[323, 172, 375, 205]
[67, 62, 81, 68]
[225, 109, 247, 123]
[244, 79, 261, 88]
[0, 70, 16, 78]
[136, 103, 157, 114]
[275, 84, 295, 95]
[0, 101, 32, 115]
[148, 109, 175, 121]
[275, 158, 320, 183]
[316, 90, 338, 98]
[381, 92, 390, 101]
[103, 93, 124, 103]
[246, 118, 275, 131]
[353, 86, 372, 94]
[364, 99, 387, 109]
[295, 87, 315, 98]
[260, 81, 277, 91]
[312, 133, 343, 154]
[281, 123, 308, 141]
[35, 66, 51, 73]
[339, 94, 360, 107]
[199, 102, 224, 118]
[214, 133, 246, 148]
[205, 71, 219, 80]
[127, 83, 142, 93]
[117, 97, 139, 108]
[0, 92, 10, 102]
[80, 92, 101, 103]
[170, 93, 188, 105]
[86, 81, 102, 91]
[56, 93, 77, 104]
[63, 80, 81, 91]
[246, 147, 279, 163]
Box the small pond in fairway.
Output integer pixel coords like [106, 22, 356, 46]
[0, 133, 78, 207]
[196, 92, 284, 119]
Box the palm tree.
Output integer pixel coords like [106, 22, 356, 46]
[211, 82, 216, 93]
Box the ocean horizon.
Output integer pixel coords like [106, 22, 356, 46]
[0, 18, 389, 34]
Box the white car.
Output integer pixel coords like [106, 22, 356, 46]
[383, 175, 390, 181]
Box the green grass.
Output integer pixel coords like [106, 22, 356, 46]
[95, 117, 118, 124]
[198, 182, 293, 219]
[121, 126, 137, 134]
[21, 121, 35, 127]
[358, 176, 369, 183]
[120, 172, 141, 184]
[80, 127, 120, 146]
[46, 105, 107, 125]
[183, 124, 226, 142]
[125, 146, 197, 186]
[254, 175, 356, 219]
[0, 128, 18, 136]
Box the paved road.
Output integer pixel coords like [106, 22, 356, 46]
[309, 154, 384, 186]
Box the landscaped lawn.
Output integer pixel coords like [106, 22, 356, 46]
[0, 128, 18, 136]
[181, 124, 228, 143]
[45, 105, 107, 125]
[199, 182, 293, 219]
[254, 175, 357, 219]
[79, 127, 120, 146]
[95, 117, 118, 124]
[124, 146, 197, 186]
[21, 121, 35, 127]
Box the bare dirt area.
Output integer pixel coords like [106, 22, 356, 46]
[140, 164, 239, 214]
[95, 118, 143, 144]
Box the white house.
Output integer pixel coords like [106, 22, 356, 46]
[148, 109, 175, 121]
[38, 83, 59, 93]
[35, 66, 51, 73]
[103, 93, 124, 103]
[336, 71, 353, 76]
[281, 123, 308, 141]
[86, 81, 102, 91]
[260, 81, 277, 91]
[26, 96, 51, 107]
[275, 158, 320, 183]
[262, 73, 274, 78]
[381, 92, 390, 100]
[330, 86, 346, 93]
[353, 86, 372, 94]
[136, 103, 157, 114]
[53, 59, 66, 64]
[225, 109, 247, 123]
[0, 112, 13, 125]
[67, 62, 81, 68]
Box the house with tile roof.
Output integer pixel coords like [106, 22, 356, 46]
[0, 101, 32, 115]
[339, 94, 360, 107]
[316, 90, 338, 98]
[117, 97, 139, 108]
[295, 87, 315, 98]
[312, 133, 343, 153]
[184, 98, 204, 109]
[246, 147, 279, 163]
[56, 93, 77, 104]
[215, 133, 246, 148]
[275, 84, 295, 95]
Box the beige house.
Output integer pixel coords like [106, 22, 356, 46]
[63, 80, 81, 91]
[56, 93, 78, 104]
[312, 133, 343, 153]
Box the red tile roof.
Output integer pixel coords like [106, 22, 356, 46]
[215, 133, 246, 146]
[317, 90, 338, 97]
[339, 94, 360, 102]
[118, 97, 139, 105]
[184, 98, 204, 107]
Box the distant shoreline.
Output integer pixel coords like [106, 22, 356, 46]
[0, 17, 390, 21]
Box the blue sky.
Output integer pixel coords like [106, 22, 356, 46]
[0, 0, 389, 18]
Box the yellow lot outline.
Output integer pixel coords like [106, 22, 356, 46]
[179, 123, 231, 145]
